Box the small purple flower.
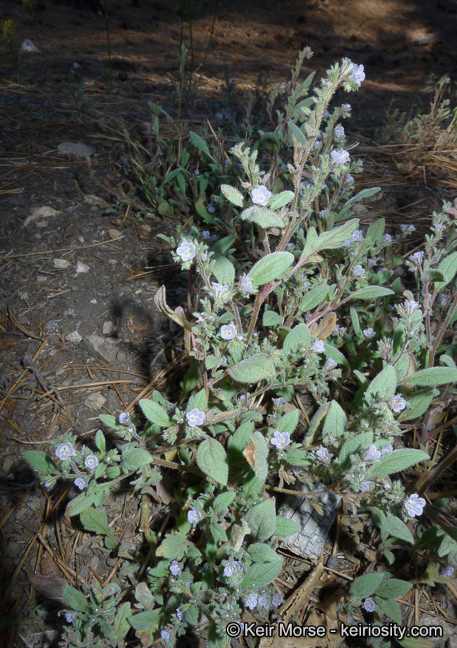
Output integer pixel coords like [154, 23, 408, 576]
[326, 357, 338, 370]
[210, 282, 230, 301]
[74, 476, 87, 490]
[202, 230, 211, 239]
[316, 446, 329, 462]
[186, 408, 205, 427]
[410, 251, 424, 263]
[384, 234, 393, 243]
[353, 265, 365, 277]
[391, 395, 406, 413]
[84, 455, 98, 470]
[161, 628, 173, 644]
[55, 442, 76, 461]
[350, 63, 365, 87]
[44, 480, 53, 489]
[341, 103, 351, 112]
[272, 593, 284, 607]
[224, 560, 237, 577]
[252, 186, 271, 206]
[240, 275, 254, 294]
[119, 412, 130, 425]
[405, 300, 419, 314]
[208, 205, 215, 214]
[405, 493, 426, 517]
[334, 125, 345, 138]
[258, 595, 271, 609]
[319, 209, 328, 218]
[176, 241, 196, 262]
[361, 481, 371, 493]
[245, 593, 258, 610]
[346, 174, 354, 183]
[400, 224, 416, 234]
[363, 597, 375, 612]
[365, 445, 381, 461]
[211, 234, 218, 241]
[221, 324, 237, 340]
[65, 612, 76, 623]
[381, 444, 393, 456]
[176, 607, 183, 621]
[187, 508, 202, 524]
[270, 431, 290, 450]
[367, 258, 377, 266]
[239, 392, 252, 405]
[442, 566, 454, 578]
[363, 328, 376, 339]
[312, 339, 325, 353]
[194, 169, 200, 175]
[272, 396, 285, 405]
[170, 560, 182, 576]
[331, 148, 350, 165]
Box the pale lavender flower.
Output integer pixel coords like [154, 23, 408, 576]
[170, 560, 182, 576]
[400, 224, 416, 234]
[74, 476, 87, 490]
[119, 412, 130, 425]
[364, 597, 375, 612]
[252, 185, 271, 206]
[84, 455, 98, 470]
[405, 300, 419, 314]
[65, 612, 76, 623]
[341, 103, 351, 112]
[186, 408, 205, 427]
[176, 607, 183, 621]
[353, 265, 365, 277]
[194, 169, 200, 175]
[438, 294, 448, 305]
[319, 209, 328, 218]
[211, 234, 218, 241]
[391, 395, 406, 413]
[363, 328, 376, 339]
[326, 357, 338, 370]
[381, 444, 393, 456]
[202, 230, 211, 239]
[176, 241, 196, 262]
[312, 339, 325, 353]
[442, 566, 454, 578]
[208, 205, 215, 213]
[313, 140, 322, 149]
[331, 149, 350, 165]
[212, 196, 220, 203]
[44, 480, 53, 489]
[270, 431, 290, 450]
[245, 593, 258, 610]
[224, 560, 237, 577]
[272, 593, 284, 607]
[239, 392, 252, 405]
[316, 446, 329, 462]
[161, 628, 173, 644]
[221, 323, 237, 340]
[405, 493, 426, 517]
[272, 396, 285, 405]
[210, 282, 230, 301]
[361, 481, 371, 493]
[349, 230, 363, 243]
[258, 595, 271, 609]
[365, 445, 381, 461]
[346, 174, 354, 183]
[351, 64, 365, 87]
[334, 125, 345, 138]
[367, 258, 377, 266]
[55, 442, 76, 461]
[188, 508, 202, 524]
[240, 275, 254, 293]
[384, 234, 393, 243]
[410, 251, 424, 263]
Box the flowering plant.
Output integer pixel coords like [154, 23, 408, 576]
[25, 51, 457, 648]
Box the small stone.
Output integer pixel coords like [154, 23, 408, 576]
[24, 206, 60, 226]
[85, 392, 106, 411]
[103, 321, 115, 335]
[63, 308, 75, 317]
[58, 142, 96, 159]
[2, 457, 15, 474]
[139, 224, 151, 241]
[75, 261, 90, 274]
[66, 331, 82, 344]
[84, 333, 119, 363]
[108, 229, 123, 239]
[83, 194, 106, 207]
[37, 275, 48, 282]
[90, 299, 97, 304]
[19, 39, 40, 54]
[53, 258, 71, 269]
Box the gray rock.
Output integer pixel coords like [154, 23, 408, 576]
[57, 142, 96, 159]
[84, 333, 119, 363]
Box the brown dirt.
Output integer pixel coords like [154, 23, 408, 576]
[1, 0, 457, 646]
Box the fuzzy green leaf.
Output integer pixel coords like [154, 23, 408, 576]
[196, 438, 228, 485]
[285, 450, 313, 466]
[435, 251, 457, 290]
[80, 507, 113, 539]
[288, 121, 307, 145]
[139, 400, 171, 427]
[400, 390, 439, 421]
[376, 597, 402, 625]
[376, 578, 413, 600]
[324, 342, 350, 368]
[121, 447, 152, 471]
[400, 367, 457, 387]
[323, 401, 348, 437]
[317, 219, 359, 251]
[241, 559, 282, 588]
[210, 253, 235, 285]
[245, 431, 269, 483]
[63, 586, 89, 612]
[128, 610, 160, 631]
[349, 573, 385, 600]
[365, 218, 385, 245]
[301, 284, 329, 311]
[247, 251, 294, 286]
[337, 188, 381, 220]
[351, 286, 395, 300]
[221, 184, 244, 207]
[95, 430, 106, 453]
[366, 449, 429, 478]
[380, 513, 414, 544]
[156, 533, 190, 560]
[339, 432, 373, 467]
[278, 409, 300, 436]
[248, 543, 282, 563]
[189, 131, 213, 160]
[24, 451, 59, 475]
[263, 310, 283, 327]
[240, 206, 285, 228]
[366, 365, 397, 400]
[274, 517, 300, 537]
[213, 492, 236, 512]
[245, 498, 276, 541]
[269, 191, 295, 210]
[227, 354, 275, 383]
[283, 323, 311, 355]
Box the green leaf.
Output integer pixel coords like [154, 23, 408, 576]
[156, 533, 190, 560]
[241, 559, 282, 588]
[63, 585, 89, 612]
[288, 121, 307, 145]
[240, 206, 285, 228]
[128, 610, 160, 631]
[227, 420, 254, 458]
[283, 323, 311, 355]
[365, 218, 385, 245]
[317, 219, 359, 251]
[24, 451, 59, 475]
[274, 517, 300, 537]
[350, 306, 360, 336]
[376, 597, 402, 625]
[400, 367, 457, 387]
[247, 251, 294, 286]
[210, 253, 235, 285]
[227, 354, 275, 383]
[269, 190, 295, 210]
[189, 131, 213, 160]
[80, 507, 112, 538]
[324, 342, 350, 368]
[323, 401, 348, 437]
[95, 430, 106, 453]
[349, 573, 385, 600]
[351, 286, 395, 300]
[213, 492, 236, 512]
[376, 578, 413, 599]
[286, 450, 312, 466]
[245, 431, 269, 483]
[246, 498, 277, 541]
[435, 251, 457, 290]
[301, 284, 329, 311]
[366, 449, 429, 478]
[66, 492, 97, 517]
[248, 543, 282, 562]
[400, 390, 439, 421]
[278, 409, 299, 435]
[139, 400, 171, 427]
[114, 602, 131, 640]
[380, 513, 414, 544]
[263, 310, 283, 327]
[300, 226, 319, 261]
[212, 235, 237, 255]
[221, 184, 244, 208]
[209, 522, 228, 543]
[99, 414, 124, 431]
[366, 365, 397, 400]
[337, 188, 381, 220]
[121, 447, 152, 471]
[339, 432, 373, 467]
[196, 438, 228, 486]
